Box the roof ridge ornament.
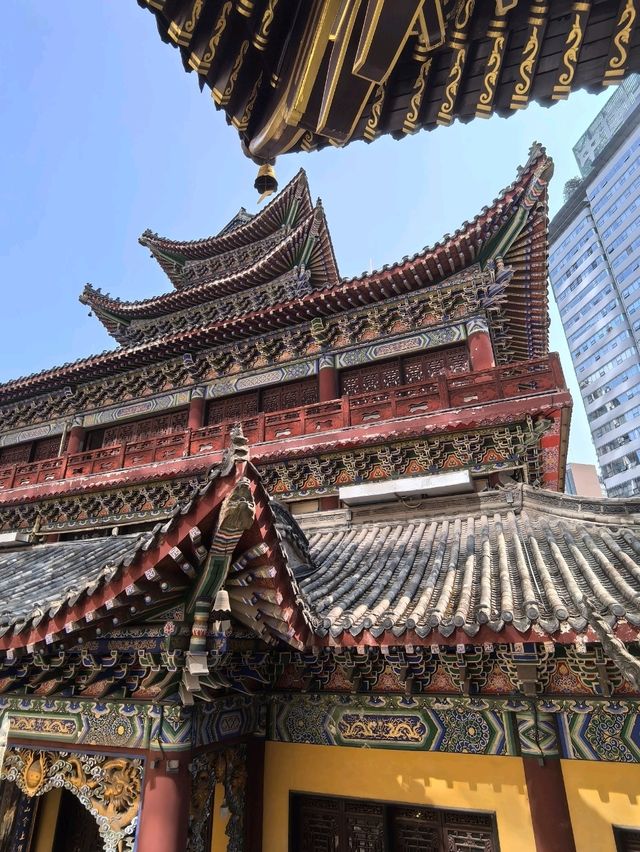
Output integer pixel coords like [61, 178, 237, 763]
[582, 596, 640, 690]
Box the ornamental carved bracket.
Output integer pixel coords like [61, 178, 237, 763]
[0, 747, 142, 852]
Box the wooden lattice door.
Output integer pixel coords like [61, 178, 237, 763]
[615, 827, 640, 851]
[291, 795, 498, 852]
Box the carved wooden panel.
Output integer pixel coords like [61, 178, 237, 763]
[340, 359, 402, 396]
[0, 443, 31, 465]
[206, 391, 260, 426]
[341, 346, 470, 397]
[292, 796, 498, 852]
[403, 345, 469, 383]
[100, 410, 188, 447]
[262, 378, 318, 412]
[32, 436, 62, 461]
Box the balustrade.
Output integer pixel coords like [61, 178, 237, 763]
[0, 355, 563, 491]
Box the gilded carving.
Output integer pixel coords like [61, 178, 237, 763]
[190, 1, 233, 74]
[364, 83, 386, 141]
[403, 60, 432, 133]
[555, 12, 586, 91]
[605, 0, 637, 82]
[1, 748, 142, 852]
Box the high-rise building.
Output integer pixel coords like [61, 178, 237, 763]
[550, 76, 640, 499]
[565, 462, 604, 498]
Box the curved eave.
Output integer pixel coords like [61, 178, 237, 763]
[82, 205, 338, 333]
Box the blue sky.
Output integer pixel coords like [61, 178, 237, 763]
[0, 3, 614, 465]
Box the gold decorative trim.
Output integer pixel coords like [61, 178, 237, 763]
[363, 82, 386, 141]
[604, 0, 637, 84]
[437, 46, 466, 126]
[168, 0, 204, 48]
[476, 18, 508, 117]
[189, 1, 233, 74]
[437, 0, 475, 126]
[403, 58, 432, 133]
[235, 0, 254, 18]
[253, 0, 281, 51]
[1, 748, 142, 852]
[232, 71, 263, 131]
[552, 3, 591, 100]
[510, 4, 548, 109]
[214, 39, 250, 106]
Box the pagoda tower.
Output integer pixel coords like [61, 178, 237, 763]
[0, 147, 639, 852]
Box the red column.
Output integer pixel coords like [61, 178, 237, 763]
[467, 318, 495, 372]
[136, 754, 191, 852]
[523, 757, 576, 852]
[188, 392, 206, 431]
[66, 424, 85, 455]
[318, 356, 338, 402]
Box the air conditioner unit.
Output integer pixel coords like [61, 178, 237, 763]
[338, 470, 474, 506]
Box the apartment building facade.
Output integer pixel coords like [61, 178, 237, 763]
[550, 77, 640, 498]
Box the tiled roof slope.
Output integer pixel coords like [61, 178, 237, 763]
[0, 535, 145, 633]
[298, 486, 640, 640]
[3, 477, 640, 650]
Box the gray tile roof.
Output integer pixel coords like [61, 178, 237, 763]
[298, 488, 640, 638]
[0, 535, 145, 632]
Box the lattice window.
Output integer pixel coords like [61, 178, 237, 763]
[341, 346, 470, 397]
[340, 359, 402, 396]
[291, 795, 498, 852]
[32, 436, 63, 461]
[100, 410, 188, 447]
[403, 345, 470, 383]
[294, 796, 341, 852]
[206, 391, 260, 425]
[0, 443, 32, 465]
[262, 378, 318, 412]
[615, 827, 640, 852]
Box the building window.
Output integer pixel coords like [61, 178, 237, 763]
[290, 793, 499, 852]
[614, 826, 640, 851]
[340, 346, 470, 397]
[205, 378, 319, 425]
[87, 410, 189, 451]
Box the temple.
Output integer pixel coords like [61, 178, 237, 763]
[0, 145, 639, 852]
[135, 0, 640, 169]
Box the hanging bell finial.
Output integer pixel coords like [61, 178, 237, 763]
[254, 161, 277, 202]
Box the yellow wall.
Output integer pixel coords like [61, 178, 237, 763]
[211, 782, 229, 852]
[262, 742, 535, 852]
[562, 760, 640, 852]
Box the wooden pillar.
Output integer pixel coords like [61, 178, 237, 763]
[244, 738, 265, 852]
[466, 317, 495, 372]
[188, 390, 206, 431]
[32, 788, 62, 852]
[136, 754, 191, 852]
[318, 355, 338, 402]
[66, 424, 85, 456]
[523, 757, 576, 852]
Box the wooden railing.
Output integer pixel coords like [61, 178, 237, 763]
[0, 355, 564, 491]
